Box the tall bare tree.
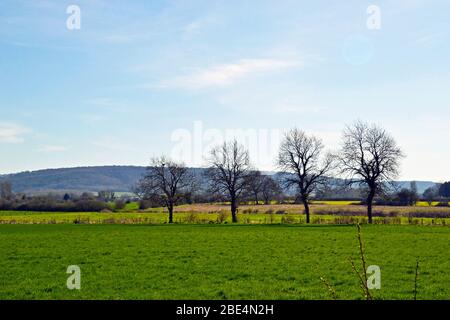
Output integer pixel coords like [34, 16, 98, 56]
[278, 129, 335, 223]
[339, 121, 404, 223]
[136, 156, 193, 223]
[206, 140, 252, 223]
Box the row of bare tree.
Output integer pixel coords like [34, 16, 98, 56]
[135, 121, 403, 224]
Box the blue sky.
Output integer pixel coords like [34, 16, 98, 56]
[0, 0, 449, 181]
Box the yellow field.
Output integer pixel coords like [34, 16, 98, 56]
[1, 202, 449, 226]
[170, 203, 450, 217]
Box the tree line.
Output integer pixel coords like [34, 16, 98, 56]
[1, 121, 449, 220]
[135, 121, 408, 224]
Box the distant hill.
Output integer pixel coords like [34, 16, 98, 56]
[0, 166, 147, 194]
[394, 181, 437, 194]
[0, 166, 438, 195]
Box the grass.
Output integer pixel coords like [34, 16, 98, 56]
[0, 224, 448, 300]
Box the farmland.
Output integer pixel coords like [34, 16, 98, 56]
[0, 224, 449, 300]
[0, 202, 449, 225]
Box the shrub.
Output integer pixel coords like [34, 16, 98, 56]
[436, 202, 449, 207]
[216, 211, 229, 224]
[114, 199, 126, 210]
[185, 212, 198, 223]
[281, 215, 295, 223]
[139, 200, 151, 210]
[74, 200, 109, 212]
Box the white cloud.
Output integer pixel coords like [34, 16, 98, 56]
[0, 123, 29, 144]
[38, 145, 68, 152]
[157, 58, 301, 89]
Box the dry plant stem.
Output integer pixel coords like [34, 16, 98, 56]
[413, 258, 420, 300]
[357, 224, 369, 285]
[351, 224, 373, 300]
[349, 257, 368, 299]
[320, 276, 338, 300]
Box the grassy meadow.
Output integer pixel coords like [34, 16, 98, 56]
[1, 202, 448, 300]
[0, 224, 449, 300]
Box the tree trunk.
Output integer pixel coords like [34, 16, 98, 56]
[168, 202, 174, 224]
[254, 193, 259, 205]
[230, 196, 238, 223]
[367, 190, 375, 224]
[302, 198, 310, 224]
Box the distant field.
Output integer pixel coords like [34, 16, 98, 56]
[0, 224, 448, 300]
[1, 203, 450, 225]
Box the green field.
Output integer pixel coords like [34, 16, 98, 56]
[0, 224, 448, 300]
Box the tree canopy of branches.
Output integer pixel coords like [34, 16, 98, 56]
[135, 156, 193, 223]
[206, 140, 252, 223]
[0, 181, 13, 200]
[439, 182, 450, 198]
[97, 190, 116, 202]
[278, 129, 335, 223]
[244, 170, 265, 205]
[396, 188, 418, 206]
[339, 121, 403, 223]
[423, 185, 439, 206]
[261, 175, 282, 205]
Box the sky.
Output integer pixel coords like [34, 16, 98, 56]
[0, 0, 449, 181]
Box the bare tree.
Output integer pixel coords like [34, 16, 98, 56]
[131, 182, 147, 200]
[261, 175, 282, 205]
[339, 121, 404, 223]
[278, 129, 335, 223]
[206, 140, 252, 223]
[245, 170, 265, 205]
[423, 185, 439, 206]
[97, 190, 116, 202]
[0, 181, 13, 200]
[136, 156, 193, 223]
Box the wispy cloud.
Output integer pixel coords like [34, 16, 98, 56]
[0, 123, 29, 143]
[156, 58, 302, 89]
[181, 16, 221, 37]
[38, 145, 68, 152]
[86, 97, 137, 113]
[87, 97, 115, 107]
[182, 21, 202, 35]
[415, 32, 445, 45]
[92, 137, 138, 152]
[79, 114, 106, 124]
[102, 33, 152, 44]
[277, 104, 324, 114]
